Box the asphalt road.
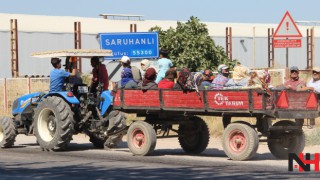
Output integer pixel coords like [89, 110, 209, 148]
[0, 134, 319, 180]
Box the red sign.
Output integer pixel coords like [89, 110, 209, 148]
[273, 11, 302, 38]
[273, 39, 301, 48]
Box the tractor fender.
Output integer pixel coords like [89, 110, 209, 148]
[100, 90, 113, 116]
[43, 92, 80, 105]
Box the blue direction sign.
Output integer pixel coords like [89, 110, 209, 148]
[99, 32, 159, 60]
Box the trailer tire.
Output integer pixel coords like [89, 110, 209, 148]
[0, 117, 17, 148]
[178, 116, 209, 154]
[127, 121, 156, 156]
[34, 96, 75, 151]
[268, 120, 305, 159]
[222, 123, 259, 161]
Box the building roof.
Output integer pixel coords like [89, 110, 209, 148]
[0, 13, 319, 37]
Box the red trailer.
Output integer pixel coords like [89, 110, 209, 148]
[113, 89, 319, 161]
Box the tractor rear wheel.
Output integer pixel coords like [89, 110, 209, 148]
[34, 96, 75, 151]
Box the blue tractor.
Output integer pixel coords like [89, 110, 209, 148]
[0, 49, 126, 150]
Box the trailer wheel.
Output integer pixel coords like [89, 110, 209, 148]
[0, 117, 17, 148]
[268, 120, 305, 159]
[178, 116, 209, 154]
[222, 123, 259, 161]
[127, 121, 156, 156]
[34, 96, 75, 151]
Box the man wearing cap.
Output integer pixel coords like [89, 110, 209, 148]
[155, 49, 173, 84]
[50, 57, 77, 92]
[209, 64, 230, 90]
[299, 67, 320, 93]
[120, 56, 142, 83]
[283, 66, 306, 91]
[199, 69, 215, 89]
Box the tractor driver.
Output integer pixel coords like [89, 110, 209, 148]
[50, 57, 77, 92]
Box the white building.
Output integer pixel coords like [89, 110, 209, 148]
[0, 13, 319, 79]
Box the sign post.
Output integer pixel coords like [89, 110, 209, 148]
[273, 11, 302, 78]
[99, 32, 159, 60]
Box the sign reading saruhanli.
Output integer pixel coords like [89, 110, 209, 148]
[99, 32, 159, 60]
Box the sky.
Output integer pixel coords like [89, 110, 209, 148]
[0, 0, 319, 24]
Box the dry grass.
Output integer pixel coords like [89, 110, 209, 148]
[306, 127, 320, 146]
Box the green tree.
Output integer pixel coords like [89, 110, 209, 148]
[149, 16, 235, 71]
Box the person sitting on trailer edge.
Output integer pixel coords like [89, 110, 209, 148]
[283, 66, 306, 91]
[244, 70, 271, 96]
[299, 67, 320, 93]
[224, 62, 250, 89]
[173, 68, 191, 91]
[209, 64, 230, 90]
[139, 59, 158, 91]
[158, 68, 177, 89]
[119, 56, 138, 89]
[200, 69, 215, 89]
[49, 57, 77, 92]
[121, 56, 142, 83]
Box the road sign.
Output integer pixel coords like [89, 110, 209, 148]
[99, 32, 159, 60]
[273, 39, 301, 48]
[273, 11, 302, 38]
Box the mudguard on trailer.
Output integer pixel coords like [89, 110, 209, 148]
[43, 92, 80, 105]
[100, 90, 113, 116]
[12, 92, 42, 115]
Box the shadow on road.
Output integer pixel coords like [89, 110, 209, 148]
[0, 161, 317, 179]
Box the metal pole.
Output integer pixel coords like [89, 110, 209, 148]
[286, 38, 289, 68]
[230, 27, 232, 60]
[28, 77, 31, 94]
[253, 27, 256, 68]
[4, 78, 7, 112]
[74, 22, 82, 72]
[311, 27, 314, 69]
[286, 47, 289, 68]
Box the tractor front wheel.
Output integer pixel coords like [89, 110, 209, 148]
[0, 116, 17, 148]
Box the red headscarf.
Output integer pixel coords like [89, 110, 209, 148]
[143, 68, 157, 86]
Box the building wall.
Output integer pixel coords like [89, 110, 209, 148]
[1, 13, 320, 78]
[0, 32, 11, 78]
[2, 31, 319, 78]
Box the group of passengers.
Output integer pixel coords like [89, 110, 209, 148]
[114, 50, 320, 94]
[48, 50, 320, 148]
[48, 50, 320, 95]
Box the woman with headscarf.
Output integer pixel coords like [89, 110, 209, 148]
[244, 70, 271, 96]
[173, 68, 204, 92]
[139, 59, 157, 91]
[173, 68, 191, 91]
[158, 68, 177, 89]
[224, 62, 250, 89]
[120, 67, 137, 89]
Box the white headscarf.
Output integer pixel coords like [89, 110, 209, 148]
[141, 59, 151, 71]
